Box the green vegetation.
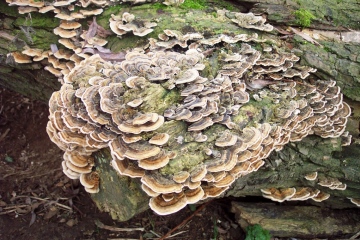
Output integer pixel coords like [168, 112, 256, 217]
[245, 224, 271, 240]
[180, 0, 206, 10]
[294, 9, 316, 27]
[211, 0, 236, 11]
[188, 204, 197, 211]
[212, 219, 219, 240]
[151, 2, 168, 10]
[14, 12, 59, 29]
[4, 155, 13, 163]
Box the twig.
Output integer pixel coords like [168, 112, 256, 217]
[2, 168, 61, 180]
[350, 230, 360, 239]
[107, 239, 140, 240]
[2, 204, 29, 210]
[150, 230, 162, 237]
[0, 209, 17, 215]
[14, 195, 72, 211]
[95, 219, 145, 232]
[26, 168, 62, 179]
[147, 231, 187, 240]
[0, 128, 10, 142]
[159, 200, 212, 240]
[72, 203, 84, 216]
[107, 239, 139, 240]
[165, 230, 187, 238]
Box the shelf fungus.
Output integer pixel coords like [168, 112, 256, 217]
[348, 198, 360, 207]
[45, 24, 352, 214]
[110, 12, 157, 37]
[262, 187, 328, 202]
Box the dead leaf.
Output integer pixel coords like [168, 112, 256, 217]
[16, 206, 31, 214]
[29, 211, 36, 226]
[97, 26, 113, 38]
[289, 27, 321, 46]
[81, 48, 126, 62]
[216, 226, 227, 234]
[66, 218, 78, 227]
[55, 182, 64, 187]
[50, 44, 59, 53]
[31, 202, 42, 211]
[94, 45, 112, 53]
[0, 200, 7, 207]
[44, 206, 58, 220]
[86, 17, 98, 40]
[68, 198, 73, 208]
[273, 26, 292, 35]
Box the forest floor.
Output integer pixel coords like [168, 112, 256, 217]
[0, 87, 246, 240]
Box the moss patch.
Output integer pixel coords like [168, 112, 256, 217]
[0, 1, 19, 17]
[294, 8, 316, 27]
[180, 0, 207, 10]
[14, 12, 59, 30]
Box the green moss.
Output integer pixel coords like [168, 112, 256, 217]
[150, 2, 168, 10]
[0, 1, 19, 17]
[210, 0, 236, 11]
[140, 84, 181, 114]
[96, 4, 123, 29]
[14, 12, 59, 29]
[160, 142, 207, 175]
[245, 224, 271, 240]
[14, 27, 58, 50]
[0, 38, 18, 52]
[268, 13, 283, 22]
[107, 34, 148, 52]
[294, 8, 316, 27]
[31, 29, 59, 49]
[93, 149, 149, 221]
[180, 0, 206, 10]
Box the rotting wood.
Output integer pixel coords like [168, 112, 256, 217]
[231, 202, 360, 238]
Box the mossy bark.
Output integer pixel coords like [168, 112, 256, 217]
[0, 0, 360, 230]
[92, 150, 149, 221]
[231, 202, 360, 238]
[245, 0, 360, 30]
[0, 1, 60, 102]
[226, 136, 360, 209]
[0, 0, 359, 101]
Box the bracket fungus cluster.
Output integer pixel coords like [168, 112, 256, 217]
[261, 187, 331, 203]
[110, 12, 157, 37]
[46, 27, 352, 214]
[6, 0, 110, 79]
[5, 0, 355, 214]
[6, 0, 180, 80]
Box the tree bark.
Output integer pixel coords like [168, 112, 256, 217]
[1, 0, 359, 227]
[231, 202, 360, 238]
[0, 1, 60, 101]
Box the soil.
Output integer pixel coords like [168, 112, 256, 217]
[0, 87, 245, 240]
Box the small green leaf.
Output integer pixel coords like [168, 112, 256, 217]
[4, 155, 13, 163]
[188, 204, 197, 211]
[245, 224, 271, 240]
[142, 232, 155, 238]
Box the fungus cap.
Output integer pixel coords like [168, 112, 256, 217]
[149, 192, 187, 215]
[261, 187, 296, 202]
[9, 52, 32, 64]
[149, 133, 170, 146]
